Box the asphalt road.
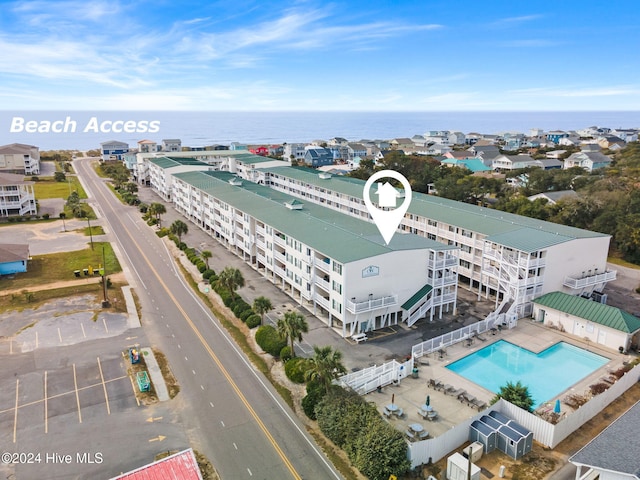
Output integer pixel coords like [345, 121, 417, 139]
[75, 158, 341, 480]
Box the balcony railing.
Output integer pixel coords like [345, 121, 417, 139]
[315, 295, 330, 309]
[427, 257, 458, 270]
[346, 294, 398, 314]
[563, 270, 617, 289]
[315, 276, 331, 292]
[315, 258, 331, 274]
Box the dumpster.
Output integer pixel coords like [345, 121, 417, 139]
[136, 371, 150, 392]
[83, 268, 89, 276]
[74, 270, 81, 277]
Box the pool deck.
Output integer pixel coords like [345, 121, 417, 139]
[366, 319, 629, 439]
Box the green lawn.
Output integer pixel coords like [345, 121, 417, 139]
[608, 256, 640, 270]
[33, 177, 87, 199]
[0, 242, 122, 290]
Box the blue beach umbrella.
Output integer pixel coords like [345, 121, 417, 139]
[554, 399, 561, 414]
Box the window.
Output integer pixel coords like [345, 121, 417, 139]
[333, 262, 342, 275]
[460, 260, 471, 269]
[332, 281, 342, 294]
[428, 219, 437, 227]
[427, 233, 436, 241]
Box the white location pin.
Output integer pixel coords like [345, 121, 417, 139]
[363, 170, 412, 245]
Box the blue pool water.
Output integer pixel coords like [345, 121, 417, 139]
[446, 340, 609, 405]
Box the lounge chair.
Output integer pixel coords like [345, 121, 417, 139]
[418, 430, 429, 439]
[472, 399, 487, 411]
[460, 393, 477, 405]
[394, 408, 404, 418]
[442, 384, 455, 394]
[447, 388, 466, 398]
[405, 429, 416, 440]
[382, 407, 392, 419]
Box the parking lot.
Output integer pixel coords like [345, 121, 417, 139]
[0, 353, 138, 445]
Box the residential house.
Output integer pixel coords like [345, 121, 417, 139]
[612, 128, 638, 143]
[527, 190, 577, 205]
[303, 147, 333, 167]
[441, 158, 492, 173]
[444, 151, 476, 160]
[468, 144, 501, 164]
[545, 150, 567, 159]
[249, 145, 269, 156]
[328, 137, 349, 146]
[0, 243, 29, 275]
[0, 173, 36, 217]
[535, 158, 563, 170]
[229, 142, 248, 151]
[597, 135, 626, 150]
[570, 400, 640, 480]
[0, 143, 40, 175]
[411, 135, 428, 147]
[268, 145, 284, 157]
[558, 136, 582, 147]
[100, 140, 129, 161]
[389, 138, 417, 152]
[423, 131, 450, 145]
[418, 144, 452, 156]
[161, 139, 182, 152]
[564, 151, 612, 172]
[138, 140, 158, 153]
[346, 143, 367, 162]
[491, 154, 540, 171]
[448, 132, 466, 145]
[529, 128, 545, 137]
[546, 131, 569, 144]
[283, 143, 307, 162]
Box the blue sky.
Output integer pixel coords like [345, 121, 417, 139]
[1, 0, 639, 111]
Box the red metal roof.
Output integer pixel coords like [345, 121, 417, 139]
[110, 448, 203, 480]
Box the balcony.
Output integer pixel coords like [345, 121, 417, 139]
[427, 256, 458, 270]
[346, 294, 398, 314]
[315, 258, 331, 274]
[315, 276, 331, 292]
[563, 270, 617, 290]
[315, 295, 331, 310]
[273, 234, 286, 248]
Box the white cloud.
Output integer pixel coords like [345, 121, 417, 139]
[490, 14, 544, 26]
[510, 86, 640, 98]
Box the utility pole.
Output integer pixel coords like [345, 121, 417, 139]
[101, 245, 110, 308]
[87, 216, 94, 250]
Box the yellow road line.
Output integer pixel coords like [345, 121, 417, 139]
[97, 357, 111, 415]
[72, 364, 82, 423]
[13, 379, 19, 443]
[87, 161, 302, 480]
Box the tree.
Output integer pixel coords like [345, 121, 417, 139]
[66, 191, 85, 218]
[124, 182, 138, 194]
[304, 345, 347, 393]
[54, 171, 66, 182]
[253, 296, 273, 325]
[148, 202, 166, 227]
[201, 250, 212, 269]
[215, 267, 244, 299]
[169, 219, 189, 242]
[490, 380, 535, 412]
[352, 420, 411, 480]
[277, 311, 308, 357]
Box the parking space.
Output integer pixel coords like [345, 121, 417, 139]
[0, 354, 138, 443]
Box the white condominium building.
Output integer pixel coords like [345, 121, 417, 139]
[168, 170, 459, 338]
[0, 173, 37, 217]
[0, 143, 40, 175]
[256, 167, 615, 319]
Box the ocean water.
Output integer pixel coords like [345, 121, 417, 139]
[1, 110, 639, 150]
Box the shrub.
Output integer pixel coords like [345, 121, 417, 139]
[42, 213, 50, 219]
[156, 227, 170, 237]
[202, 269, 215, 280]
[147, 218, 158, 226]
[184, 248, 196, 257]
[255, 325, 286, 357]
[197, 262, 207, 273]
[219, 290, 233, 307]
[240, 309, 255, 322]
[284, 356, 308, 382]
[233, 302, 251, 319]
[302, 380, 326, 420]
[246, 314, 261, 329]
[178, 242, 187, 250]
[280, 345, 293, 362]
[589, 382, 609, 395]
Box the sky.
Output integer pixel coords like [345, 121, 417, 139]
[1, 0, 640, 111]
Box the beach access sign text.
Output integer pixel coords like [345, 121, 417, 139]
[9, 116, 160, 134]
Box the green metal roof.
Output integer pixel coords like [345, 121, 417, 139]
[533, 292, 640, 334]
[148, 156, 207, 169]
[232, 152, 288, 165]
[401, 283, 433, 310]
[263, 166, 608, 251]
[172, 171, 454, 264]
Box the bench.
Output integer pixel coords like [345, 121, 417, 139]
[351, 333, 368, 343]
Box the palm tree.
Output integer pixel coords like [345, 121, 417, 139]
[215, 267, 244, 299]
[201, 250, 212, 269]
[148, 202, 166, 226]
[490, 380, 535, 412]
[170, 219, 189, 242]
[304, 345, 347, 393]
[277, 311, 308, 358]
[253, 296, 273, 325]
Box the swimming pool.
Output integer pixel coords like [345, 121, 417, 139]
[446, 340, 609, 405]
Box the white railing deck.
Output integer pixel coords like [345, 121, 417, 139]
[563, 270, 617, 289]
[346, 295, 398, 314]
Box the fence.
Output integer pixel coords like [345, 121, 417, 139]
[411, 312, 508, 359]
[496, 362, 640, 448]
[336, 357, 414, 395]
